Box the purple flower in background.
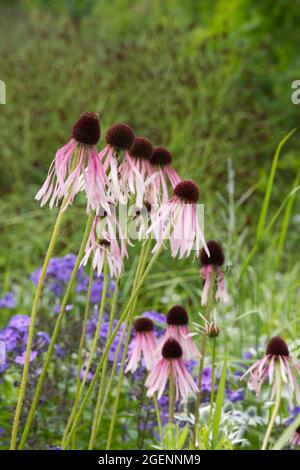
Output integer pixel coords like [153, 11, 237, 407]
[0, 328, 19, 352]
[227, 389, 244, 402]
[15, 350, 38, 365]
[35, 332, 51, 352]
[53, 304, 73, 315]
[0, 292, 16, 309]
[0, 363, 9, 374]
[285, 406, 300, 426]
[90, 278, 104, 304]
[143, 311, 165, 326]
[54, 344, 65, 357]
[201, 366, 213, 394]
[8, 315, 30, 331]
[80, 366, 94, 382]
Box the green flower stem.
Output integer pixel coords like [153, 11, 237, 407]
[88, 276, 120, 449]
[261, 362, 282, 450]
[192, 268, 215, 446]
[168, 362, 175, 425]
[62, 242, 164, 449]
[10, 197, 68, 450]
[208, 338, 216, 424]
[89, 303, 128, 447]
[153, 394, 163, 442]
[64, 258, 109, 448]
[106, 239, 152, 450]
[18, 212, 94, 450]
[81, 258, 108, 388]
[71, 262, 94, 449]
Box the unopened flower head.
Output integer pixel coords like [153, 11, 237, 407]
[148, 179, 209, 259]
[148, 146, 181, 203]
[194, 311, 220, 338]
[241, 336, 300, 404]
[125, 317, 157, 373]
[159, 305, 199, 360]
[200, 240, 229, 306]
[35, 112, 109, 213]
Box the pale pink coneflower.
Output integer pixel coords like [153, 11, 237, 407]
[241, 336, 300, 405]
[118, 137, 156, 208]
[148, 179, 209, 259]
[100, 123, 135, 203]
[145, 338, 198, 401]
[290, 427, 300, 446]
[159, 305, 199, 361]
[200, 240, 229, 306]
[81, 211, 128, 278]
[35, 112, 109, 212]
[148, 147, 181, 203]
[125, 317, 157, 373]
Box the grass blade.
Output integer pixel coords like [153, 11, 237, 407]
[212, 360, 227, 449]
[256, 128, 296, 240]
[273, 413, 300, 450]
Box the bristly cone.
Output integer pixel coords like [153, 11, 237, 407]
[72, 112, 100, 145]
[162, 338, 183, 359]
[105, 123, 135, 150]
[129, 137, 153, 160]
[167, 305, 188, 326]
[173, 179, 199, 203]
[200, 240, 224, 266]
[134, 317, 154, 333]
[266, 336, 289, 357]
[151, 147, 172, 166]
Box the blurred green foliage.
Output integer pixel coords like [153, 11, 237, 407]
[0, 0, 299, 278]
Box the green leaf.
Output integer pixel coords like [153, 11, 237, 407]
[273, 413, 300, 450]
[212, 360, 227, 449]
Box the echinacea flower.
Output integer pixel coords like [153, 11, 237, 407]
[241, 336, 300, 404]
[149, 147, 181, 203]
[36, 112, 109, 212]
[195, 311, 220, 338]
[101, 123, 135, 203]
[159, 305, 199, 360]
[81, 211, 128, 277]
[119, 136, 155, 208]
[145, 338, 198, 400]
[290, 427, 300, 446]
[125, 317, 157, 373]
[149, 179, 209, 259]
[200, 240, 229, 306]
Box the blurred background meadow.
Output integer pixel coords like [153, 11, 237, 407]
[0, 0, 300, 449]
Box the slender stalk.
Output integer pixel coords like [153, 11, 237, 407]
[81, 259, 108, 388]
[62, 242, 164, 449]
[89, 307, 128, 447]
[10, 198, 67, 450]
[18, 212, 94, 450]
[153, 395, 163, 442]
[208, 338, 216, 424]
[88, 277, 120, 449]
[261, 362, 282, 450]
[192, 269, 215, 446]
[168, 362, 175, 425]
[106, 239, 151, 449]
[71, 262, 94, 449]
[65, 259, 108, 448]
